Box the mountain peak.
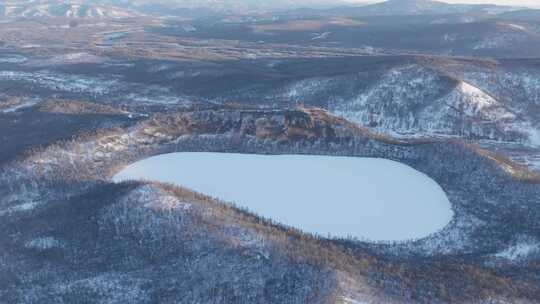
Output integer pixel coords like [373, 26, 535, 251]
[384, 0, 445, 4]
[355, 0, 489, 16]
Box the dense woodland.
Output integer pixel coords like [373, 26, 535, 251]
[1, 107, 539, 303]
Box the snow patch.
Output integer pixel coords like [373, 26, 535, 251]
[34, 52, 106, 66]
[0, 201, 39, 216]
[340, 298, 368, 304]
[121, 185, 192, 212]
[10, 201, 38, 212]
[144, 194, 192, 211]
[0, 54, 27, 64]
[526, 127, 540, 147]
[25, 237, 64, 250]
[181, 25, 197, 32]
[506, 23, 527, 31]
[453, 81, 514, 120]
[495, 242, 540, 261]
[1, 97, 40, 113]
[311, 31, 332, 40]
[0, 71, 118, 96]
[459, 81, 492, 104]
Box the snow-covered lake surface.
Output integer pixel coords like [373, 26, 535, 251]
[114, 153, 453, 241]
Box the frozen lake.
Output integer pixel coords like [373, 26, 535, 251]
[114, 153, 453, 241]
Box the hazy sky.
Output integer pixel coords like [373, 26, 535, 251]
[348, 0, 540, 8]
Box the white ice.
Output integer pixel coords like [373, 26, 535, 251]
[114, 153, 453, 242]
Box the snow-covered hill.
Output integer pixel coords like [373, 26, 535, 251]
[116, 0, 348, 12]
[330, 65, 520, 141]
[356, 0, 461, 16]
[326, 0, 520, 17]
[0, 0, 139, 18]
[0, 0, 351, 18]
[262, 61, 540, 146]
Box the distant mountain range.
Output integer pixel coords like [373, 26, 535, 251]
[499, 8, 540, 20]
[0, 0, 139, 18]
[0, 0, 526, 19]
[0, 0, 352, 19]
[318, 0, 521, 17]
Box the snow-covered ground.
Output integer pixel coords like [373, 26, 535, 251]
[494, 240, 540, 262]
[25, 237, 64, 250]
[0, 54, 27, 64]
[0, 70, 190, 105]
[0, 97, 40, 113]
[0, 70, 118, 96]
[114, 153, 453, 242]
[25, 52, 106, 67]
